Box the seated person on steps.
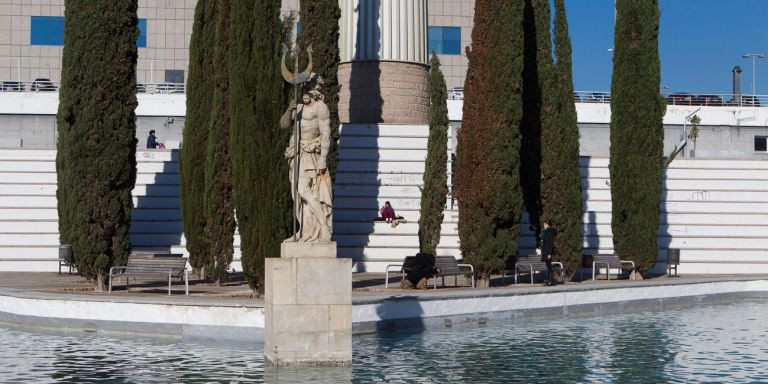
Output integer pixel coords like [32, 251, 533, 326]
[378, 201, 407, 228]
[380, 201, 396, 223]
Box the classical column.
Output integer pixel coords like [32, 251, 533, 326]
[338, 0, 429, 124]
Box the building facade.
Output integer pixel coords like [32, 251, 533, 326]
[0, 0, 473, 88]
[0, 0, 195, 85]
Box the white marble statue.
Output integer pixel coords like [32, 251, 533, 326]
[279, 78, 333, 242]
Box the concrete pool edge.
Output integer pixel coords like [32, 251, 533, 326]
[352, 278, 768, 334]
[1, 277, 767, 342]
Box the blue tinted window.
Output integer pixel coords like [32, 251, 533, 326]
[31, 16, 148, 47]
[31, 16, 65, 46]
[137, 19, 147, 48]
[428, 26, 461, 55]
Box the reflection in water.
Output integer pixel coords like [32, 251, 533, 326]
[1, 299, 768, 383]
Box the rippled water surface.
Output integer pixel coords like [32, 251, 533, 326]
[2, 299, 768, 383]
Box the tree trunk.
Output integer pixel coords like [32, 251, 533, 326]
[193, 266, 206, 280]
[476, 276, 491, 288]
[94, 272, 106, 292]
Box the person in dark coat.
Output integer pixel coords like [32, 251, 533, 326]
[401, 253, 437, 289]
[540, 220, 557, 286]
[146, 130, 158, 149]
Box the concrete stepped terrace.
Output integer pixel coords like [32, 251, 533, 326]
[2, 131, 768, 273]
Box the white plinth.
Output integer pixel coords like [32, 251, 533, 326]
[264, 241, 352, 366]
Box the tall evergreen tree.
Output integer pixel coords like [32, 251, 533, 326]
[519, 0, 543, 232]
[181, 0, 215, 277]
[610, 0, 665, 274]
[457, 0, 525, 287]
[204, 0, 235, 285]
[56, 0, 138, 290]
[297, 0, 341, 181]
[229, 0, 292, 292]
[418, 53, 449, 255]
[541, 0, 583, 277]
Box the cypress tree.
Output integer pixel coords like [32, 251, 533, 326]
[418, 53, 449, 255]
[541, 0, 583, 277]
[457, 0, 525, 287]
[610, 0, 665, 274]
[297, 0, 341, 181]
[229, 0, 292, 292]
[181, 0, 215, 276]
[56, 0, 138, 290]
[519, 0, 543, 231]
[204, 0, 235, 285]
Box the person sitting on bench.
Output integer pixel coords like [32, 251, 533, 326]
[401, 252, 437, 290]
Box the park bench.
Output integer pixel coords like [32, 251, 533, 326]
[588, 253, 635, 281]
[502, 254, 564, 285]
[108, 254, 189, 295]
[385, 255, 475, 289]
[431, 255, 475, 289]
[385, 255, 416, 289]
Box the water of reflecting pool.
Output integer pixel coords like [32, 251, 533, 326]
[1, 298, 767, 383]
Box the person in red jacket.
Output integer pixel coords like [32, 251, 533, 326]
[380, 201, 396, 223]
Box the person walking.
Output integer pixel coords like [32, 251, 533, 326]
[540, 219, 557, 286]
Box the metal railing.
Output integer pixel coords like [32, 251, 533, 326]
[0, 80, 185, 94]
[573, 91, 766, 107]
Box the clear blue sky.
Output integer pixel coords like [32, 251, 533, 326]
[566, 0, 768, 95]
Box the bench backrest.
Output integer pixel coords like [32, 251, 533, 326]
[591, 254, 623, 268]
[435, 256, 461, 275]
[125, 255, 187, 276]
[514, 255, 548, 272]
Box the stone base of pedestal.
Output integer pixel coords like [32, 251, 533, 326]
[264, 241, 352, 367]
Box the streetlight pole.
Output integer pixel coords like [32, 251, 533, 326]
[743, 53, 765, 96]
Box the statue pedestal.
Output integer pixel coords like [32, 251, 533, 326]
[264, 241, 352, 366]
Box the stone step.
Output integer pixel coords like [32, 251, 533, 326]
[339, 124, 433, 137]
[0, 161, 178, 174]
[583, 166, 768, 180]
[0, 195, 181, 209]
[587, 189, 768, 203]
[338, 246, 462, 261]
[0, 150, 180, 162]
[0, 150, 179, 160]
[334, 196, 423, 211]
[0, 184, 180, 197]
[336, 160, 427, 173]
[586, 200, 768, 214]
[333, 209, 458, 223]
[0, 172, 180, 185]
[333, 234, 460, 248]
[333, 221, 457, 235]
[337, 148, 448, 161]
[338, 136, 428, 149]
[335, 184, 424, 197]
[0, 208, 184, 221]
[335, 172, 423, 186]
[0, 233, 189, 247]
